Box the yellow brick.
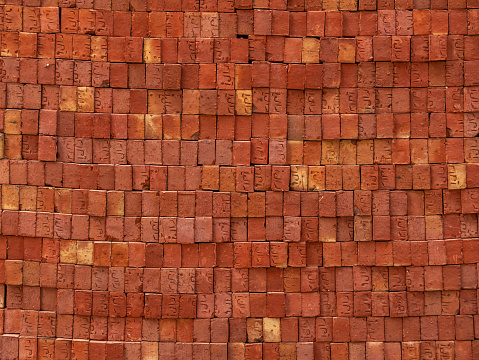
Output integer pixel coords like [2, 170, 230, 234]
[59, 86, 77, 112]
[338, 39, 356, 63]
[340, 0, 358, 10]
[290, 165, 308, 191]
[236, 90, 252, 116]
[60, 240, 77, 263]
[77, 87, 94, 112]
[322, 0, 339, 10]
[91, 36, 108, 61]
[76, 241, 93, 265]
[263, 318, 281, 342]
[143, 38, 162, 63]
[448, 164, 466, 189]
[141, 341, 159, 360]
[302, 38, 320, 63]
[4, 109, 21, 134]
[2, 184, 19, 210]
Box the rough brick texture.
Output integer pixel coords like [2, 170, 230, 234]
[0, 0, 479, 359]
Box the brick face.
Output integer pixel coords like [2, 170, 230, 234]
[1, 0, 479, 358]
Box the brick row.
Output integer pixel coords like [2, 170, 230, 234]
[6, 161, 479, 190]
[0, 33, 472, 63]
[8, 136, 479, 167]
[0, 337, 474, 360]
[3, 237, 479, 265]
[5, 186, 479, 214]
[5, 109, 478, 141]
[2, 313, 479, 343]
[2, 263, 479, 289]
[0, 111, 478, 140]
[4, 211, 479, 241]
[3, 9, 479, 37]
[3, 61, 478, 90]
[0, 86, 477, 115]
[2, 288, 479, 317]
[6, 111, 477, 140]
[3, 261, 479, 289]
[2, 0, 478, 11]
[3, 185, 479, 213]
[0, 337, 476, 360]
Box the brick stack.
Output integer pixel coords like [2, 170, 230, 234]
[1, 0, 479, 359]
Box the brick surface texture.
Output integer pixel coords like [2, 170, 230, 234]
[0, 0, 478, 359]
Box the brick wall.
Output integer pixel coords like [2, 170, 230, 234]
[0, 0, 479, 359]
